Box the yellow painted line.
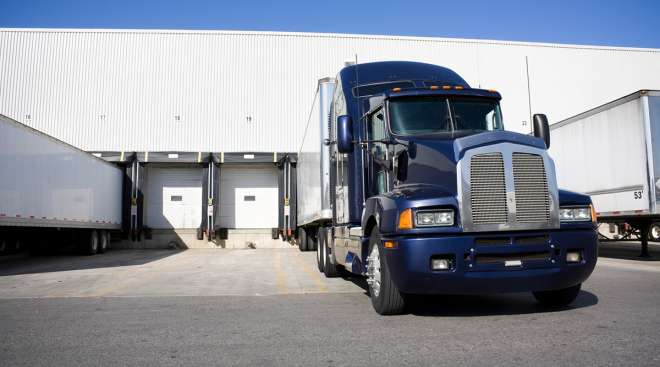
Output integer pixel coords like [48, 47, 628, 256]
[291, 251, 328, 293]
[274, 251, 289, 294]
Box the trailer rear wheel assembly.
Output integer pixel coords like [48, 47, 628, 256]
[366, 227, 405, 315]
[298, 228, 308, 252]
[533, 283, 581, 307]
[98, 230, 108, 253]
[85, 230, 99, 255]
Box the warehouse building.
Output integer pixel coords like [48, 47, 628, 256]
[2, 28, 660, 248]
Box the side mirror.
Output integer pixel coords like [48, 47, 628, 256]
[337, 115, 353, 153]
[533, 114, 550, 149]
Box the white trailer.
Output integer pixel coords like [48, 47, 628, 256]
[0, 114, 123, 255]
[294, 78, 336, 251]
[549, 90, 660, 256]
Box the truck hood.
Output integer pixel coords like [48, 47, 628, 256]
[403, 130, 547, 195]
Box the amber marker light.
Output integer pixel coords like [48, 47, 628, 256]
[398, 208, 413, 230]
[429, 85, 439, 90]
[384, 241, 398, 249]
[454, 86, 464, 90]
[392, 87, 402, 92]
[591, 205, 598, 223]
[442, 85, 451, 90]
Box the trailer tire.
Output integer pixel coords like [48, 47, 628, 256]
[367, 227, 405, 315]
[650, 223, 660, 241]
[105, 231, 112, 251]
[323, 231, 339, 278]
[298, 228, 308, 252]
[316, 227, 325, 272]
[98, 230, 108, 254]
[196, 227, 204, 241]
[308, 231, 317, 252]
[533, 284, 581, 307]
[85, 230, 99, 256]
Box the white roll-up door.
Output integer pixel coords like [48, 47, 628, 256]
[220, 165, 278, 228]
[145, 167, 203, 229]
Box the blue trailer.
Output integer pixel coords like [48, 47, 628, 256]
[296, 61, 598, 315]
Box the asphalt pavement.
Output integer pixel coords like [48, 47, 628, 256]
[1, 244, 659, 366]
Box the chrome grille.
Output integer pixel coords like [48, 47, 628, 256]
[470, 153, 508, 224]
[512, 153, 550, 223]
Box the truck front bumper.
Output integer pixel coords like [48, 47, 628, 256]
[382, 229, 597, 295]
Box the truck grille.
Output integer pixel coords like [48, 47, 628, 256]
[465, 149, 555, 231]
[470, 153, 508, 224]
[512, 153, 550, 223]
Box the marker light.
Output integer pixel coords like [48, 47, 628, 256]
[384, 241, 397, 249]
[392, 87, 402, 92]
[398, 208, 413, 230]
[454, 86, 464, 90]
[442, 85, 451, 90]
[429, 85, 439, 90]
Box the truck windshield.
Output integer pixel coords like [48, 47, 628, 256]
[389, 96, 504, 136]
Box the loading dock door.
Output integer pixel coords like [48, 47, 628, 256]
[146, 167, 203, 229]
[220, 165, 278, 228]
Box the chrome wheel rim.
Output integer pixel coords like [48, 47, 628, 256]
[652, 226, 660, 239]
[317, 235, 322, 263]
[367, 245, 381, 298]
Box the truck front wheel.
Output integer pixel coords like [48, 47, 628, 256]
[367, 228, 405, 315]
[533, 284, 581, 307]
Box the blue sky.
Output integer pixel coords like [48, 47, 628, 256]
[1, 0, 659, 48]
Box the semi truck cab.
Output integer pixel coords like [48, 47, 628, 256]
[310, 61, 597, 315]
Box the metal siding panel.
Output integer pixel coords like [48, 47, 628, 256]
[1, 29, 660, 154]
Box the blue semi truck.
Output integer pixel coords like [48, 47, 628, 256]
[293, 61, 597, 315]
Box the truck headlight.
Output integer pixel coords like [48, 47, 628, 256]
[415, 209, 454, 227]
[559, 206, 593, 222]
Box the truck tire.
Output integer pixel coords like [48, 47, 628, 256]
[105, 231, 112, 251]
[308, 231, 317, 252]
[98, 230, 108, 254]
[367, 227, 405, 315]
[298, 228, 308, 252]
[323, 231, 340, 278]
[650, 223, 660, 241]
[533, 284, 581, 307]
[196, 227, 204, 241]
[85, 230, 99, 255]
[316, 227, 325, 272]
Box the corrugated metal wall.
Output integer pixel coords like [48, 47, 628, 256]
[1, 28, 660, 152]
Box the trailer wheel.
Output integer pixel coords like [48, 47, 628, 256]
[298, 228, 308, 251]
[308, 231, 317, 252]
[196, 227, 204, 241]
[323, 231, 339, 278]
[316, 227, 325, 272]
[533, 284, 581, 307]
[105, 231, 112, 251]
[367, 227, 405, 315]
[98, 230, 108, 254]
[650, 223, 660, 241]
[85, 230, 99, 256]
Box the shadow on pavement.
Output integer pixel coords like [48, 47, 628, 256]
[598, 241, 660, 261]
[343, 272, 599, 317]
[405, 290, 598, 317]
[0, 249, 183, 277]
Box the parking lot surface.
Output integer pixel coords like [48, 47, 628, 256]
[1, 243, 660, 366]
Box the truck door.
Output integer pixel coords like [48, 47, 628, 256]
[367, 108, 389, 196]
